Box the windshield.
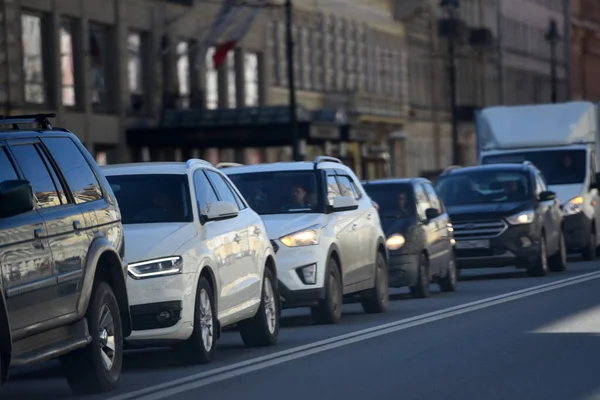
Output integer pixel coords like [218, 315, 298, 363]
[435, 170, 531, 206]
[227, 170, 322, 214]
[106, 174, 193, 224]
[364, 183, 415, 219]
[482, 149, 586, 185]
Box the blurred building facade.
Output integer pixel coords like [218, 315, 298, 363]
[571, 0, 600, 101]
[3, 0, 410, 180]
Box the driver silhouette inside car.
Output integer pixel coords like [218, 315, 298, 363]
[281, 183, 312, 210]
[397, 192, 412, 218]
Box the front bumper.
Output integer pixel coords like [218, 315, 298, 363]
[455, 224, 541, 269]
[563, 212, 592, 251]
[388, 253, 419, 288]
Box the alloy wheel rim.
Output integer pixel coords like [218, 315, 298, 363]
[199, 289, 214, 351]
[98, 304, 116, 371]
[263, 278, 277, 334]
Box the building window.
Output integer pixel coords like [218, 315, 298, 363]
[176, 41, 190, 108]
[21, 13, 45, 104]
[205, 46, 218, 109]
[127, 31, 144, 113]
[60, 19, 76, 107]
[89, 23, 109, 107]
[227, 51, 236, 108]
[244, 52, 259, 106]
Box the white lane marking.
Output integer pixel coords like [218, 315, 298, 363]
[531, 304, 600, 334]
[107, 271, 600, 400]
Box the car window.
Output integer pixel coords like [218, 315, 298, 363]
[193, 170, 220, 216]
[414, 184, 430, 221]
[42, 137, 103, 204]
[423, 183, 441, 211]
[326, 174, 341, 206]
[336, 175, 359, 199]
[205, 170, 239, 207]
[363, 183, 416, 219]
[107, 174, 193, 224]
[536, 173, 548, 193]
[10, 144, 64, 209]
[225, 177, 247, 210]
[0, 147, 18, 184]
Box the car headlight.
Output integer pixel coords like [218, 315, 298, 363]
[280, 225, 321, 247]
[127, 256, 183, 279]
[506, 210, 534, 225]
[386, 234, 405, 250]
[562, 196, 584, 216]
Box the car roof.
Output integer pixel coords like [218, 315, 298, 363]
[363, 178, 422, 186]
[0, 129, 77, 140]
[441, 163, 536, 176]
[101, 160, 218, 176]
[223, 161, 350, 174]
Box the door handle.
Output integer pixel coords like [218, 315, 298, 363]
[367, 213, 372, 220]
[73, 220, 82, 231]
[234, 234, 241, 243]
[34, 227, 45, 238]
[253, 228, 261, 236]
[352, 223, 358, 230]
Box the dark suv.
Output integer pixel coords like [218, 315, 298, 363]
[0, 114, 129, 394]
[435, 162, 567, 277]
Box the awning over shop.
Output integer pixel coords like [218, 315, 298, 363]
[126, 106, 352, 149]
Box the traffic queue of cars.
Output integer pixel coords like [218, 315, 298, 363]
[0, 115, 578, 396]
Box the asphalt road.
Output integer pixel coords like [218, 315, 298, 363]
[2, 259, 600, 400]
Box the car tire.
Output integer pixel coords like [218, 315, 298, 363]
[439, 253, 458, 292]
[239, 268, 279, 347]
[582, 229, 596, 261]
[527, 235, 548, 277]
[360, 251, 389, 314]
[63, 281, 123, 395]
[311, 258, 343, 324]
[549, 231, 567, 272]
[176, 277, 217, 364]
[409, 253, 431, 299]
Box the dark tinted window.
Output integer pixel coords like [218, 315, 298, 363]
[482, 149, 586, 185]
[423, 183, 441, 211]
[107, 174, 192, 224]
[205, 170, 239, 206]
[364, 183, 416, 219]
[226, 180, 247, 210]
[435, 170, 531, 206]
[193, 170, 219, 216]
[0, 147, 18, 184]
[10, 144, 63, 209]
[42, 137, 103, 204]
[227, 170, 322, 214]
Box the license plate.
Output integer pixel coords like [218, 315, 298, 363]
[456, 239, 490, 249]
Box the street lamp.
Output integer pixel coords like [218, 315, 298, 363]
[440, 0, 460, 166]
[545, 18, 561, 103]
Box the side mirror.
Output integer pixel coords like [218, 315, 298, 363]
[204, 201, 239, 222]
[539, 190, 556, 202]
[425, 208, 440, 220]
[0, 180, 35, 219]
[332, 196, 359, 212]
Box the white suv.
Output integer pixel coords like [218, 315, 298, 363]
[224, 157, 389, 324]
[102, 160, 279, 363]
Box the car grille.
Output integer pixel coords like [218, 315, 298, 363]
[452, 220, 507, 240]
[270, 240, 279, 253]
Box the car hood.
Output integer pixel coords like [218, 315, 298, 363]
[260, 214, 328, 240]
[548, 183, 584, 205]
[123, 223, 197, 264]
[446, 202, 529, 222]
[379, 215, 416, 237]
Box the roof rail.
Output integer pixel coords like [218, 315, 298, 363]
[185, 158, 212, 169]
[0, 113, 55, 130]
[314, 156, 342, 165]
[441, 165, 462, 175]
[215, 162, 244, 169]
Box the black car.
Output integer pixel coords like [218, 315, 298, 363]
[0, 114, 129, 394]
[434, 162, 567, 277]
[363, 178, 457, 298]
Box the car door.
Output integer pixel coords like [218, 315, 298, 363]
[588, 151, 600, 241]
[204, 170, 259, 314]
[536, 173, 561, 252]
[1, 141, 61, 329]
[414, 183, 442, 275]
[335, 173, 371, 283]
[423, 181, 452, 272]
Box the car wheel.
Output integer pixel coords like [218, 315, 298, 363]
[438, 253, 458, 292]
[582, 229, 596, 261]
[63, 281, 123, 395]
[176, 277, 217, 364]
[311, 258, 343, 324]
[360, 251, 389, 314]
[527, 235, 548, 277]
[239, 267, 279, 347]
[409, 253, 431, 298]
[549, 231, 567, 272]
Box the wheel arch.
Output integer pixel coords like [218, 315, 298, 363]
[327, 243, 343, 287]
[0, 288, 11, 384]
